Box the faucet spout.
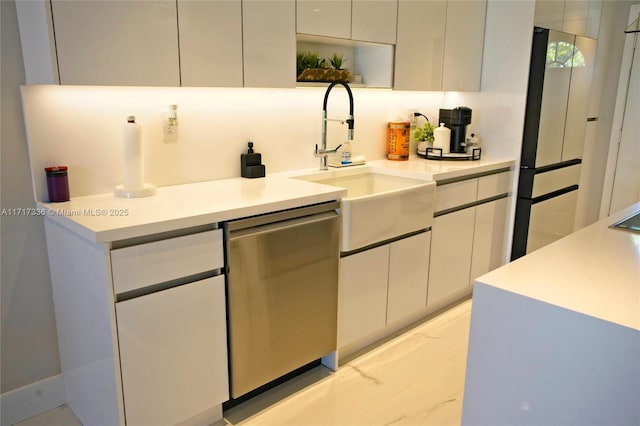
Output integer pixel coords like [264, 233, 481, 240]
[319, 81, 355, 170]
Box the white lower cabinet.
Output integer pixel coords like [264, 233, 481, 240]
[116, 275, 228, 425]
[428, 208, 476, 309]
[338, 232, 431, 348]
[387, 232, 431, 324]
[338, 245, 389, 347]
[470, 198, 510, 283]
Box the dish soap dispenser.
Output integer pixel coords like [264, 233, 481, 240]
[241, 141, 266, 178]
[340, 140, 353, 165]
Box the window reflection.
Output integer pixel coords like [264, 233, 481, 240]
[546, 41, 586, 68]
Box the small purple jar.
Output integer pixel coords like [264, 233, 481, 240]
[45, 166, 70, 202]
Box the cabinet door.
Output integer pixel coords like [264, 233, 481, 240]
[470, 198, 509, 284]
[441, 0, 487, 92]
[178, 0, 243, 87]
[338, 246, 389, 347]
[51, 0, 180, 86]
[116, 276, 228, 425]
[296, 0, 351, 39]
[427, 207, 475, 308]
[394, 0, 446, 91]
[534, 0, 564, 31]
[352, 0, 398, 44]
[387, 232, 431, 325]
[243, 0, 296, 87]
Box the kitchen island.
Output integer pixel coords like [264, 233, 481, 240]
[462, 202, 640, 425]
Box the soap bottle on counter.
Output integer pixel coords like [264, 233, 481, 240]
[433, 123, 451, 155]
[241, 141, 266, 178]
[340, 140, 353, 165]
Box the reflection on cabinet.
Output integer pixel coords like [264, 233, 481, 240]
[338, 232, 431, 348]
[395, 0, 486, 92]
[244, 0, 296, 88]
[178, 0, 243, 87]
[50, 0, 180, 86]
[470, 198, 510, 282]
[116, 276, 228, 426]
[534, 0, 602, 39]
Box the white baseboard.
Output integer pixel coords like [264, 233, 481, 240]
[1, 374, 66, 426]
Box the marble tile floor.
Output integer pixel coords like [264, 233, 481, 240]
[16, 299, 472, 426]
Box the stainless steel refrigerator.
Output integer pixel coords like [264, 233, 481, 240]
[511, 27, 597, 260]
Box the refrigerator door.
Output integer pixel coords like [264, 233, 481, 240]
[535, 30, 574, 168]
[562, 35, 597, 161]
[527, 189, 579, 253]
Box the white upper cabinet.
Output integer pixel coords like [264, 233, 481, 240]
[51, 0, 180, 86]
[297, 0, 397, 44]
[395, 0, 446, 91]
[442, 0, 487, 92]
[395, 0, 486, 92]
[243, 0, 296, 88]
[177, 0, 243, 87]
[351, 0, 398, 44]
[297, 0, 352, 39]
[534, 0, 602, 38]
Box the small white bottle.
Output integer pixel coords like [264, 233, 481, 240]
[340, 140, 352, 165]
[433, 123, 451, 154]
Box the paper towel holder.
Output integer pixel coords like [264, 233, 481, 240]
[114, 115, 156, 198]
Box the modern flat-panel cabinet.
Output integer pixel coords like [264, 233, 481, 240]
[351, 0, 398, 44]
[50, 0, 180, 86]
[534, 0, 602, 39]
[441, 0, 487, 91]
[428, 207, 475, 308]
[116, 276, 228, 426]
[394, 0, 446, 91]
[395, 0, 486, 92]
[177, 0, 243, 87]
[297, 0, 352, 39]
[43, 220, 229, 426]
[297, 0, 397, 44]
[243, 0, 296, 88]
[427, 170, 512, 310]
[338, 231, 431, 348]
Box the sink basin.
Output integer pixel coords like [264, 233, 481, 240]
[293, 168, 436, 252]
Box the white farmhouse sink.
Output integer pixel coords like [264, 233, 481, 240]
[293, 168, 436, 252]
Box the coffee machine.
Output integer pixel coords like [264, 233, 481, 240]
[439, 107, 472, 153]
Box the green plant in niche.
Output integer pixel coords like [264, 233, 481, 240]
[329, 53, 347, 70]
[297, 51, 326, 74]
[414, 121, 436, 142]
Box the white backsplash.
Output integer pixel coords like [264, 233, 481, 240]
[22, 85, 451, 200]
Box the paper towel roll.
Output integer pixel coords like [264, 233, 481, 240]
[123, 116, 144, 190]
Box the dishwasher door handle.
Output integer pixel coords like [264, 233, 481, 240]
[229, 210, 339, 241]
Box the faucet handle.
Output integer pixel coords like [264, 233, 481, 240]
[315, 143, 342, 157]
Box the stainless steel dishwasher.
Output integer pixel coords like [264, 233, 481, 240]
[225, 201, 340, 399]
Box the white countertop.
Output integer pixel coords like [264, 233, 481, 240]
[475, 202, 640, 331]
[39, 176, 346, 243]
[39, 157, 515, 244]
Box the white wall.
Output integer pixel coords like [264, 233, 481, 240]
[1, 0, 61, 394]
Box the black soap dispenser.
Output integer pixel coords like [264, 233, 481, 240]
[241, 141, 265, 178]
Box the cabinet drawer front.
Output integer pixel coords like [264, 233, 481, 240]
[532, 164, 581, 198]
[116, 275, 228, 425]
[435, 179, 478, 213]
[111, 229, 223, 294]
[477, 171, 512, 200]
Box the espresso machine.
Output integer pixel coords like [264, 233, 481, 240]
[439, 107, 472, 153]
